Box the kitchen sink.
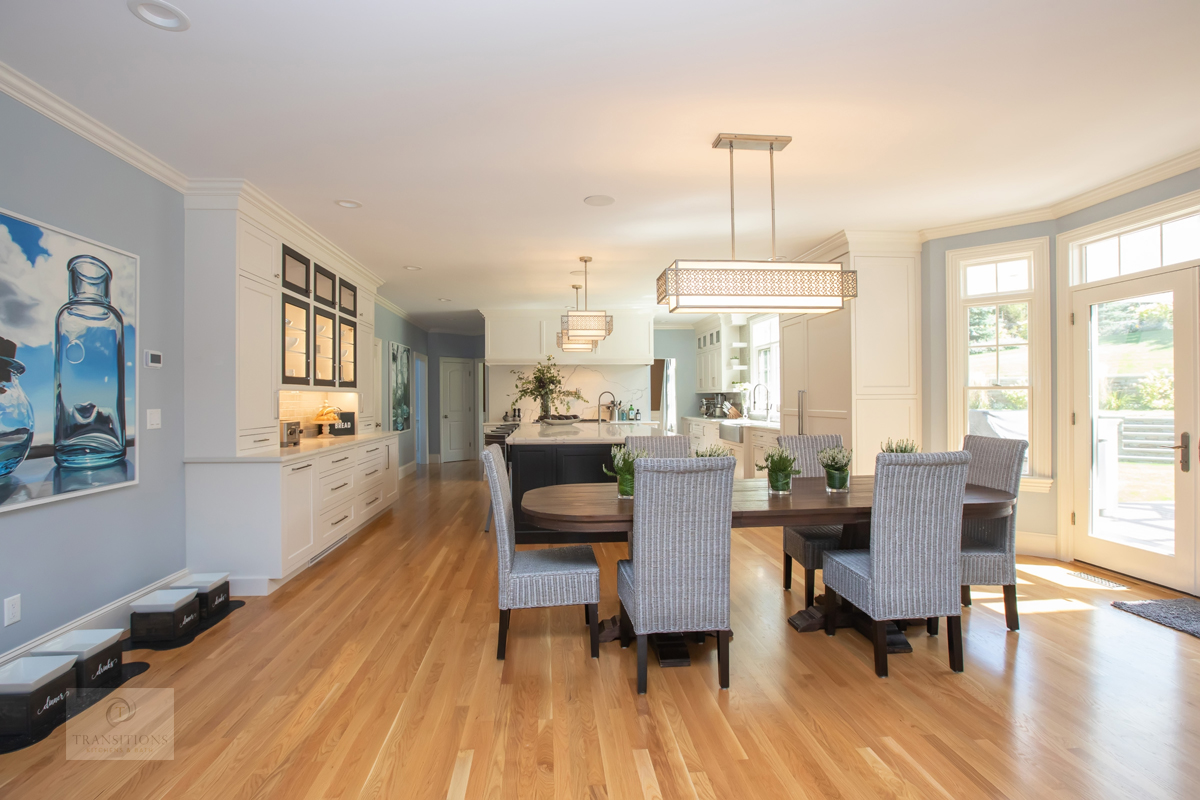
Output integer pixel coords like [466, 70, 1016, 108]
[719, 422, 746, 443]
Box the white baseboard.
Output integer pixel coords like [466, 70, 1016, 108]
[1016, 530, 1059, 558]
[0, 568, 189, 667]
[399, 461, 416, 478]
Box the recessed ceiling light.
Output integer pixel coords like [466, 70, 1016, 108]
[438, 298, 451, 302]
[583, 195, 614, 206]
[403, 265, 422, 271]
[335, 199, 362, 209]
[127, 0, 191, 31]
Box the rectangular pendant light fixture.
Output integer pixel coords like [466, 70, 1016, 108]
[560, 310, 613, 341]
[556, 329, 596, 352]
[656, 259, 857, 314]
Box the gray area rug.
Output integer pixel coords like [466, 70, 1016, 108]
[1112, 598, 1200, 638]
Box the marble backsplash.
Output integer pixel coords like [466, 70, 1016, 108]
[488, 363, 650, 421]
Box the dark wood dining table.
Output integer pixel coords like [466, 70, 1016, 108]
[521, 476, 1017, 659]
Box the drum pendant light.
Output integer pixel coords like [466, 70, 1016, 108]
[558, 285, 597, 352]
[562, 257, 613, 341]
[656, 133, 857, 314]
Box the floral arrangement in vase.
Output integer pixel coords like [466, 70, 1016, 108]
[756, 446, 803, 495]
[880, 438, 920, 453]
[694, 443, 732, 458]
[817, 446, 853, 493]
[511, 356, 587, 420]
[602, 445, 646, 497]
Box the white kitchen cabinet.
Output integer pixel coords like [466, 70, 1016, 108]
[357, 323, 376, 431]
[382, 437, 400, 504]
[726, 441, 745, 477]
[482, 309, 655, 365]
[236, 275, 279, 452]
[238, 219, 280, 286]
[281, 460, 316, 571]
[694, 315, 748, 394]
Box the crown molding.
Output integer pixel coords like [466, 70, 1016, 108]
[795, 230, 921, 262]
[375, 294, 414, 323]
[185, 178, 385, 290]
[919, 146, 1200, 243]
[0, 59, 188, 192]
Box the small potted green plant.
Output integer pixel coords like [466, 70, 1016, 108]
[694, 443, 732, 458]
[756, 446, 803, 495]
[602, 445, 646, 498]
[881, 438, 919, 453]
[817, 446, 853, 493]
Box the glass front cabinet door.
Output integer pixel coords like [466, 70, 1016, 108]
[338, 279, 357, 318]
[282, 296, 310, 385]
[313, 307, 337, 387]
[313, 263, 336, 309]
[339, 318, 357, 388]
[282, 245, 310, 298]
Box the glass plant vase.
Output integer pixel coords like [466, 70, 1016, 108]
[54, 255, 127, 469]
[617, 473, 634, 498]
[825, 468, 850, 493]
[0, 337, 35, 477]
[540, 396, 552, 421]
[767, 470, 793, 496]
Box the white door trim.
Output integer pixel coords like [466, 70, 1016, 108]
[415, 352, 429, 464]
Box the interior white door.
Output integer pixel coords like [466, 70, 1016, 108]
[235, 275, 278, 434]
[1072, 266, 1198, 593]
[440, 357, 474, 463]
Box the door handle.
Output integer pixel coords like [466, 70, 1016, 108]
[1165, 432, 1190, 472]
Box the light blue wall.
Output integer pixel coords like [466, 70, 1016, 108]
[428, 333, 485, 455]
[922, 167, 1200, 537]
[373, 303, 428, 465]
[0, 93, 186, 654]
[654, 328, 700, 421]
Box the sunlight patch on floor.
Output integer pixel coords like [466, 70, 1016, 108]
[1017, 563, 1128, 590]
[982, 598, 1095, 614]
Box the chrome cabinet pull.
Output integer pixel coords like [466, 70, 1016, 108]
[366, 497, 379, 506]
[331, 515, 349, 526]
[333, 456, 350, 463]
[254, 438, 270, 443]
[366, 447, 380, 453]
[365, 469, 379, 476]
[332, 482, 349, 491]
[291, 464, 312, 472]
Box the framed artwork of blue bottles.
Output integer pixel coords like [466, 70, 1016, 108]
[0, 207, 138, 513]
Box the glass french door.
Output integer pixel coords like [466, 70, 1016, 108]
[1072, 267, 1198, 592]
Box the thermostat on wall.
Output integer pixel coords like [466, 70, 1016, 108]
[144, 350, 163, 369]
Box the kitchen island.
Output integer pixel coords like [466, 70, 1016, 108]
[504, 422, 677, 543]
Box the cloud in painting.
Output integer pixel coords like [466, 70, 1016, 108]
[0, 211, 136, 348]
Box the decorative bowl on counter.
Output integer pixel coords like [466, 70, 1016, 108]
[539, 415, 582, 426]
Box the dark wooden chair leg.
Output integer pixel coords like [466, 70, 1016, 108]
[783, 552, 793, 590]
[804, 568, 816, 609]
[926, 617, 939, 636]
[717, 630, 730, 689]
[636, 634, 648, 694]
[948, 615, 964, 672]
[587, 603, 599, 658]
[825, 587, 839, 636]
[619, 601, 632, 649]
[497, 609, 510, 660]
[873, 620, 889, 677]
[584, 604, 591, 626]
[484, 506, 492, 532]
[1002, 584, 1019, 631]
[961, 585, 972, 606]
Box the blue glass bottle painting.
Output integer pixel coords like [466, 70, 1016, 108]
[0, 337, 35, 477]
[54, 255, 126, 468]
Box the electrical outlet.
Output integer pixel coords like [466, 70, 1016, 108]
[147, 409, 162, 430]
[3, 595, 19, 626]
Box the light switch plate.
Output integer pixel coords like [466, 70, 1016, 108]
[3, 595, 19, 626]
[147, 409, 162, 430]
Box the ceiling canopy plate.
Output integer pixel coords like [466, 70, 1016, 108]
[711, 133, 792, 151]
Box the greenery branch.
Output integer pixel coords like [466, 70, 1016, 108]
[817, 446, 853, 471]
[602, 445, 647, 478]
[880, 438, 919, 453]
[511, 356, 587, 417]
[755, 446, 802, 475]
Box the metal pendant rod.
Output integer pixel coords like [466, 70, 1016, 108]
[729, 141, 736, 260]
[769, 143, 777, 261]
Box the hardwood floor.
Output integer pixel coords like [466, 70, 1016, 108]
[2, 461, 1198, 799]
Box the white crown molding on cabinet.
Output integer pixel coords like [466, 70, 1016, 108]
[918, 146, 1200, 243]
[376, 295, 414, 323]
[0, 58, 189, 192]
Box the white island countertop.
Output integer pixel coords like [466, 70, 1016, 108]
[505, 422, 676, 445]
[184, 430, 396, 465]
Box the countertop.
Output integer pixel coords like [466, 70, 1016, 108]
[505, 422, 676, 445]
[184, 430, 397, 465]
[682, 416, 780, 430]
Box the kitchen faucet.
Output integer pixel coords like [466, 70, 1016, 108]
[598, 391, 616, 422]
[750, 383, 770, 417]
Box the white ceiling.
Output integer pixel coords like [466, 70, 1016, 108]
[3, 1, 1200, 334]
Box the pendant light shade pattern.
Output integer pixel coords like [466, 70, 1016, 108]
[656, 260, 857, 314]
[561, 256, 612, 341]
[558, 283, 600, 352]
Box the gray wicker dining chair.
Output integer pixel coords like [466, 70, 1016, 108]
[823, 451, 970, 677]
[624, 434, 691, 458]
[777, 434, 845, 606]
[482, 445, 601, 660]
[959, 435, 1028, 631]
[617, 456, 736, 694]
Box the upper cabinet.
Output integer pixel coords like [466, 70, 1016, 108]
[481, 310, 655, 365]
[281, 245, 310, 297]
[338, 279, 357, 318]
[694, 315, 747, 394]
[313, 263, 337, 309]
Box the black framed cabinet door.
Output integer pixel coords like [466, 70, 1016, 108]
[313, 306, 337, 387]
[338, 317, 357, 388]
[282, 295, 311, 385]
[281, 244, 310, 298]
[338, 279, 357, 318]
[313, 263, 337, 309]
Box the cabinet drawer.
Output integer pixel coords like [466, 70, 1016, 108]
[356, 456, 384, 488]
[357, 441, 385, 461]
[356, 484, 386, 518]
[317, 499, 356, 545]
[318, 448, 356, 474]
[238, 430, 278, 453]
[750, 429, 778, 448]
[318, 466, 356, 509]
